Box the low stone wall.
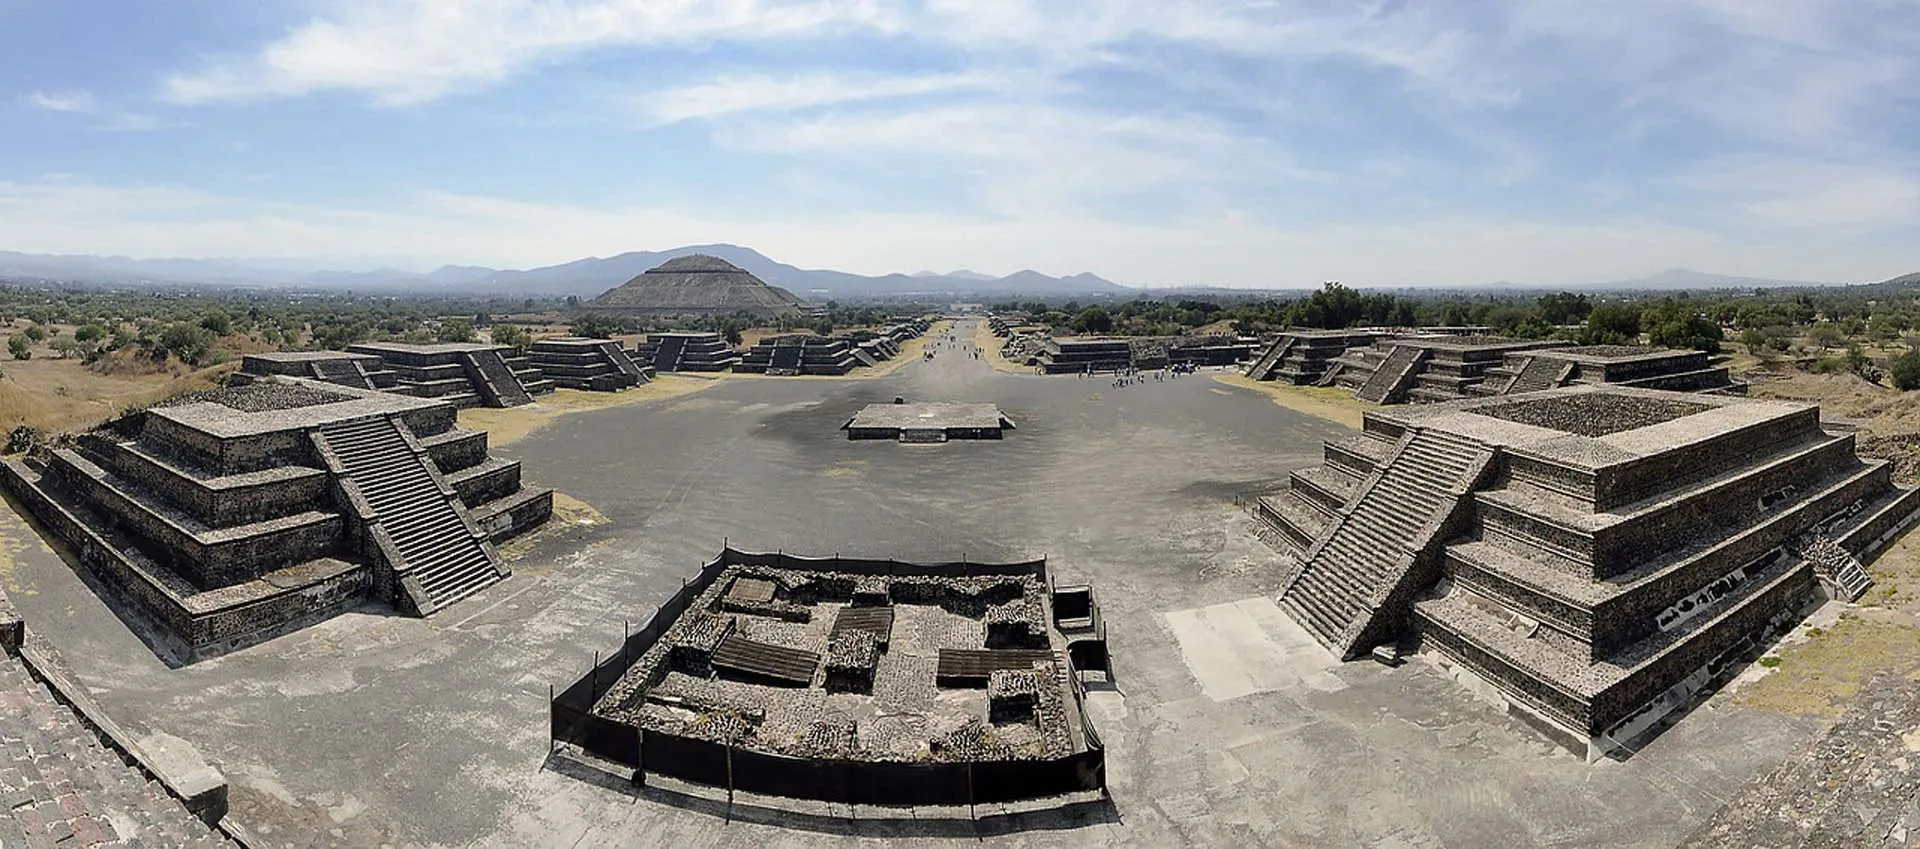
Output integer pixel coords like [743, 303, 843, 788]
[423, 430, 489, 473]
[471, 488, 553, 543]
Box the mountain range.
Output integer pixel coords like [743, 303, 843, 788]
[0, 246, 1889, 298]
[0, 245, 1127, 299]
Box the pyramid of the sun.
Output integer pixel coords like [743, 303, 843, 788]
[580, 254, 807, 318]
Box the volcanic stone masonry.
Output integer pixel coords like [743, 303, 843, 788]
[557, 549, 1112, 807]
[344, 341, 552, 407]
[524, 336, 652, 391]
[842, 401, 1016, 442]
[1035, 337, 1135, 374]
[632, 331, 741, 373]
[1244, 330, 1381, 385]
[0, 379, 554, 662]
[737, 335, 860, 375]
[1330, 335, 1743, 405]
[1251, 385, 1920, 758]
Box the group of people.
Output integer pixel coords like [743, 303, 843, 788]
[1082, 362, 1201, 388]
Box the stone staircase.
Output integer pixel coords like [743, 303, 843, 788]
[650, 334, 688, 372]
[318, 417, 501, 614]
[0, 654, 232, 847]
[768, 346, 804, 375]
[1504, 355, 1570, 395]
[595, 340, 648, 383]
[1279, 429, 1489, 657]
[1245, 336, 1294, 380]
[1801, 535, 1874, 602]
[308, 358, 373, 389]
[460, 349, 533, 407]
[1314, 361, 1345, 387]
[1354, 345, 1428, 404]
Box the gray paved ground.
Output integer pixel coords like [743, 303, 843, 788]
[0, 320, 1823, 847]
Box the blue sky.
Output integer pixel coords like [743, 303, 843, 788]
[4, 1, 1920, 287]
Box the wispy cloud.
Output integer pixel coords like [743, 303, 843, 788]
[635, 71, 999, 127]
[25, 90, 96, 113]
[22, 88, 179, 132]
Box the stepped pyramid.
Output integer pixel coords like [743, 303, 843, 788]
[580, 254, 807, 318]
[1254, 385, 1920, 758]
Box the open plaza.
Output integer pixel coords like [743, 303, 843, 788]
[0, 317, 1914, 848]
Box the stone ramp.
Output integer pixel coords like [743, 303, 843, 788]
[318, 417, 501, 614]
[0, 653, 232, 847]
[460, 349, 533, 407]
[1503, 355, 1570, 394]
[594, 340, 648, 383]
[649, 334, 688, 372]
[307, 357, 374, 389]
[1354, 345, 1427, 404]
[1244, 336, 1294, 381]
[1279, 429, 1491, 658]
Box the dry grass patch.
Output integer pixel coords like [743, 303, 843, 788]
[1212, 373, 1368, 430]
[1734, 612, 1920, 717]
[457, 376, 722, 447]
[0, 358, 236, 436]
[970, 319, 1032, 375]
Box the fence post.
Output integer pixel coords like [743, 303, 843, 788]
[591, 651, 600, 699]
[725, 740, 735, 824]
[967, 760, 978, 840]
[547, 684, 554, 754]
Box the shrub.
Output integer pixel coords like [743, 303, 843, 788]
[8, 335, 30, 360]
[1891, 348, 1920, 391]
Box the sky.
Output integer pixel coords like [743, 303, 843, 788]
[3, 0, 1920, 288]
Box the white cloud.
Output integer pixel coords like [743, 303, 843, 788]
[634, 71, 996, 126]
[25, 90, 96, 112]
[0, 178, 1910, 287]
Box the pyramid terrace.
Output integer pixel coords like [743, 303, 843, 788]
[0, 379, 553, 662]
[1254, 385, 1920, 757]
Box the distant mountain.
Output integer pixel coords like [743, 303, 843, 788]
[1572, 268, 1830, 291]
[0, 243, 1130, 298]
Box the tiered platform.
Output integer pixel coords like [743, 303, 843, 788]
[1470, 345, 1744, 397]
[1254, 386, 1919, 758]
[633, 332, 740, 373]
[737, 335, 861, 375]
[237, 351, 395, 391]
[525, 337, 650, 391]
[345, 341, 545, 408]
[1165, 336, 1254, 368]
[0, 380, 554, 662]
[1036, 338, 1134, 374]
[1244, 330, 1380, 384]
[1336, 335, 1567, 404]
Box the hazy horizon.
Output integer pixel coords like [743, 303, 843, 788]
[5, 2, 1919, 288]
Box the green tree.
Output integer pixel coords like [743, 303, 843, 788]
[73, 324, 105, 344]
[1536, 292, 1591, 326]
[1581, 304, 1641, 345]
[1642, 299, 1723, 353]
[157, 322, 215, 364]
[199, 308, 232, 336]
[1893, 348, 1920, 391]
[436, 318, 475, 343]
[1072, 307, 1114, 334]
[22, 324, 46, 343]
[1807, 323, 1845, 350]
[488, 323, 529, 353]
[7, 335, 30, 360]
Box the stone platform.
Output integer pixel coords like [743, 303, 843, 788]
[0, 379, 553, 662]
[1253, 385, 1920, 758]
[842, 401, 1016, 441]
[526, 337, 651, 391]
[346, 341, 550, 407]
